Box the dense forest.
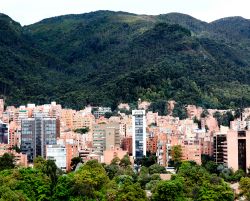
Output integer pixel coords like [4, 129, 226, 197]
[2, 152, 250, 201]
[1, 11, 250, 109]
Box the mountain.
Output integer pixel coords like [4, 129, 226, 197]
[1, 11, 250, 109]
[0, 13, 73, 105]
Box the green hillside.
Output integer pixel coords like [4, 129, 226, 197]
[1, 11, 250, 109]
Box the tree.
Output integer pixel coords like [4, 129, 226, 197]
[176, 161, 234, 200]
[0, 153, 15, 171]
[11, 145, 21, 153]
[52, 173, 74, 201]
[141, 152, 157, 167]
[0, 186, 28, 201]
[74, 127, 89, 134]
[234, 108, 242, 119]
[170, 145, 182, 167]
[114, 176, 147, 201]
[42, 160, 59, 189]
[204, 161, 219, 175]
[213, 111, 234, 127]
[70, 156, 83, 171]
[34, 156, 46, 170]
[232, 169, 246, 182]
[104, 112, 113, 118]
[111, 156, 120, 165]
[196, 181, 234, 201]
[119, 154, 131, 168]
[72, 160, 109, 199]
[0, 168, 51, 201]
[201, 109, 209, 118]
[152, 177, 186, 201]
[148, 100, 168, 116]
[240, 177, 250, 200]
[193, 116, 201, 129]
[148, 164, 166, 174]
[172, 104, 188, 120]
[105, 164, 120, 180]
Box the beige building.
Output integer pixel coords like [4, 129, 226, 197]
[0, 144, 27, 167]
[103, 147, 128, 164]
[72, 112, 84, 130]
[214, 120, 250, 172]
[93, 122, 120, 155]
[61, 109, 75, 129]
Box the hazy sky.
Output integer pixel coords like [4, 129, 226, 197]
[1, 0, 250, 25]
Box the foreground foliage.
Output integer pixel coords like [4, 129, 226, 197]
[0, 154, 237, 201]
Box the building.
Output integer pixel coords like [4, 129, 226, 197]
[147, 135, 158, 154]
[121, 136, 132, 155]
[118, 103, 130, 111]
[227, 129, 250, 172]
[61, 109, 74, 129]
[14, 107, 29, 126]
[214, 121, 250, 172]
[57, 137, 79, 171]
[103, 147, 128, 164]
[182, 140, 201, 165]
[21, 117, 57, 162]
[73, 112, 84, 130]
[46, 144, 67, 171]
[132, 110, 146, 159]
[213, 133, 227, 165]
[0, 144, 28, 167]
[0, 121, 8, 144]
[93, 107, 112, 119]
[157, 133, 168, 166]
[92, 122, 120, 155]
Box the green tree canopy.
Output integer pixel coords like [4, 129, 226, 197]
[0, 153, 15, 171]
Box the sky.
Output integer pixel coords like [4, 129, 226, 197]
[0, 0, 250, 25]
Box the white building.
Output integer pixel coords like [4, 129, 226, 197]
[132, 110, 146, 159]
[93, 107, 112, 119]
[46, 144, 67, 171]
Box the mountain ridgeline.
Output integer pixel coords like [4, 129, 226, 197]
[1, 11, 250, 109]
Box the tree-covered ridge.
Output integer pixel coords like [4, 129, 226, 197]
[1, 153, 244, 201]
[1, 11, 250, 109]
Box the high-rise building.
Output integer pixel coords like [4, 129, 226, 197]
[213, 133, 227, 165]
[0, 121, 8, 144]
[132, 110, 146, 159]
[227, 130, 250, 172]
[214, 121, 250, 172]
[21, 117, 57, 162]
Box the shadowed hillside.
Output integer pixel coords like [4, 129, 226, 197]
[1, 11, 250, 109]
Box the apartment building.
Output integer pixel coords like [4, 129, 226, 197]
[92, 122, 120, 155]
[21, 116, 57, 162]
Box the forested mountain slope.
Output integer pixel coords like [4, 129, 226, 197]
[1, 11, 250, 109]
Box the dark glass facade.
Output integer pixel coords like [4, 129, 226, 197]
[0, 123, 8, 144]
[21, 117, 57, 162]
[238, 139, 246, 172]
